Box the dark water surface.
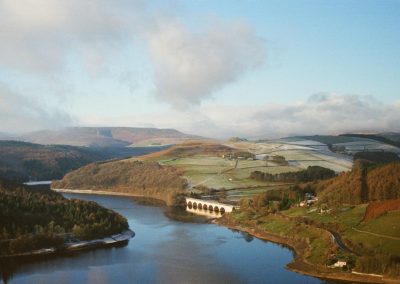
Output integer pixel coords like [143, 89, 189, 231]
[2, 194, 335, 284]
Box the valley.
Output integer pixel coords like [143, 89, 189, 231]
[2, 131, 400, 283]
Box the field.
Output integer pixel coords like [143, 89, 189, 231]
[229, 210, 335, 265]
[226, 140, 353, 172]
[137, 139, 357, 201]
[283, 204, 400, 256]
[159, 155, 296, 200]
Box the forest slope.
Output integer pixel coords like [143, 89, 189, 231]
[316, 162, 400, 205]
[0, 178, 128, 256]
[52, 160, 187, 205]
[0, 141, 108, 182]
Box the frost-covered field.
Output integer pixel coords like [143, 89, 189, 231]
[158, 136, 399, 199]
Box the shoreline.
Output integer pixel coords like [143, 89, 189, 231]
[52, 188, 153, 198]
[52, 188, 399, 284]
[51, 187, 175, 205]
[216, 219, 398, 284]
[0, 229, 135, 259]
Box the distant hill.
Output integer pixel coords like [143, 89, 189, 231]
[290, 135, 369, 145]
[0, 132, 10, 139]
[340, 133, 400, 148]
[0, 141, 108, 182]
[292, 134, 400, 147]
[377, 132, 400, 143]
[0, 141, 170, 182]
[21, 127, 201, 147]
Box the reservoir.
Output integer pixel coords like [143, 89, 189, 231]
[1, 193, 334, 284]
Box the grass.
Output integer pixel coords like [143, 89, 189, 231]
[343, 210, 400, 256]
[259, 215, 295, 235]
[283, 204, 400, 257]
[264, 149, 352, 172]
[283, 204, 367, 229]
[359, 210, 400, 238]
[141, 141, 353, 201]
[344, 229, 400, 256]
[234, 212, 334, 265]
[162, 155, 300, 196]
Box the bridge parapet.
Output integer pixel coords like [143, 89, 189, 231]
[185, 197, 237, 214]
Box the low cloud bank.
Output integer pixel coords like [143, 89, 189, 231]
[90, 93, 399, 139]
[0, 84, 72, 134]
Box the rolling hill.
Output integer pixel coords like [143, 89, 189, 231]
[0, 141, 108, 182]
[0, 140, 171, 182]
[52, 160, 187, 205]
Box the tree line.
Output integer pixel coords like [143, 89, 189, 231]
[0, 178, 128, 256]
[250, 166, 336, 183]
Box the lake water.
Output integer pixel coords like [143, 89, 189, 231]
[1, 194, 335, 284]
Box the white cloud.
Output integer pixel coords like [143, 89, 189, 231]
[0, 0, 133, 73]
[0, 84, 73, 133]
[244, 93, 400, 138]
[83, 93, 400, 139]
[147, 18, 265, 107]
[0, 0, 266, 108]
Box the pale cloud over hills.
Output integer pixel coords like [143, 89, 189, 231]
[82, 93, 400, 139]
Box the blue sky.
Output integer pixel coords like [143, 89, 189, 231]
[0, 0, 399, 138]
[190, 0, 400, 104]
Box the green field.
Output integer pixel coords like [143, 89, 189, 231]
[161, 155, 299, 198]
[148, 140, 354, 200]
[230, 210, 334, 265]
[358, 211, 400, 238]
[283, 205, 400, 256]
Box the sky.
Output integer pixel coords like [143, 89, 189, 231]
[0, 0, 399, 138]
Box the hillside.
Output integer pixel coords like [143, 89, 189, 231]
[139, 141, 234, 160]
[52, 141, 255, 203]
[363, 199, 400, 223]
[0, 178, 128, 256]
[0, 140, 173, 182]
[139, 141, 353, 201]
[0, 141, 109, 182]
[341, 133, 400, 148]
[52, 160, 187, 205]
[21, 127, 200, 147]
[291, 135, 367, 145]
[379, 132, 400, 143]
[353, 151, 400, 167]
[290, 134, 400, 155]
[316, 162, 400, 205]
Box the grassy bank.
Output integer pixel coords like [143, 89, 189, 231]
[217, 210, 398, 283]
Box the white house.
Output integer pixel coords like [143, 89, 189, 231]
[333, 261, 347, 268]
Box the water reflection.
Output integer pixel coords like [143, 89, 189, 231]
[185, 206, 223, 218]
[1, 194, 336, 284]
[0, 243, 129, 284]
